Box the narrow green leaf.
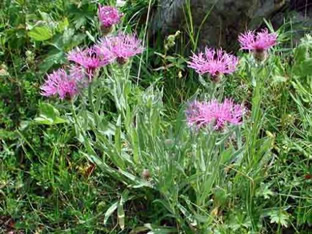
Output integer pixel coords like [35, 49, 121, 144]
[86, 30, 95, 42]
[104, 201, 118, 225]
[115, 115, 122, 155]
[117, 202, 125, 230]
[132, 129, 140, 164]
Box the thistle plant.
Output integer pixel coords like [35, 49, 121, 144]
[98, 5, 123, 35]
[3, 0, 311, 232]
[186, 99, 244, 130]
[188, 48, 238, 99]
[67, 46, 114, 79]
[40, 66, 86, 99]
[39, 11, 279, 232]
[239, 29, 277, 61]
[97, 33, 144, 65]
[188, 48, 238, 82]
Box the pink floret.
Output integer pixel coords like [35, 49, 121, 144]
[188, 48, 238, 76]
[67, 46, 114, 78]
[97, 33, 144, 61]
[98, 5, 123, 28]
[68, 47, 101, 70]
[186, 99, 244, 130]
[40, 68, 81, 99]
[68, 65, 88, 86]
[239, 29, 277, 51]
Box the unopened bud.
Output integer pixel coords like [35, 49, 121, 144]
[164, 139, 174, 146]
[26, 50, 34, 63]
[266, 131, 274, 138]
[26, 50, 32, 57]
[142, 169, 151, 180]
[0, 64, 9, 77]
[178, 71, 183, 79]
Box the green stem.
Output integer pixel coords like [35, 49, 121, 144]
[71, 99, 80, 132]
[71, 99, 96, 157]
[113, 65, 129, 119]
[88, 82, 100, 127]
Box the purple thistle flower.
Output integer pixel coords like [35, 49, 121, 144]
[68, 47, 100, 70]
[186, 99, 244, 130]
[98, 5, 123, 28]
[40, 68, 81, 99]
[188, 48, 238, 79]
[68, 46, 114, 78]
[68, 65, 85, 81]
[238, 29, 277, 51]
[93, 43, 115, 66]
[97, 33, 144, 64]
[69, 65, 88, 86]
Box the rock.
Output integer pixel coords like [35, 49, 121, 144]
[151, 0, 311, 50]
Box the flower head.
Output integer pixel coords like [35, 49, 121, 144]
[97, 33, 144, 64]
[69, 65, 88, 86]
[188, 48, 238, 79]
[68, 47, 100, 70]
[238, 29, 277, 51]
[186, 99, 244, 130]
[98, 5, 123, 28]
[68, 46, 114, 77]
[40, 68, 82, 99]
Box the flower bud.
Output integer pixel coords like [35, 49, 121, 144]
[142, 169, 151, 180]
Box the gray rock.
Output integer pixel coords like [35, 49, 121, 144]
[151, 0, 311, 50]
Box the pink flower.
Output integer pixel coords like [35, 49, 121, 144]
[93, 43, 115, 65]
[69, 65, 88, 86]
[188, 48, 238, 78]
[238, 29, 277, 51]
[68, 47, 102, 69]
[186, 99, 244, 130]
[98, 5, 123, 28]
[40, 68, 82, 99]
[97, 33, 144, 64]
[68, 46, 114, 77]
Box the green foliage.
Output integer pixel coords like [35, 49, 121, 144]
[34, 102, 67, 125]
[28, 26, 54, 41]
[0, 0, 312, 233]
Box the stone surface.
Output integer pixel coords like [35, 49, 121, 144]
[151, 0, 311, 50]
